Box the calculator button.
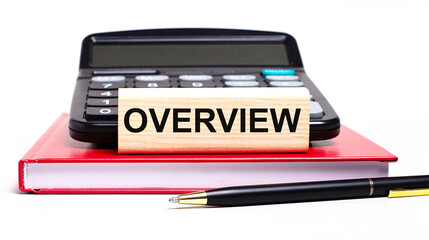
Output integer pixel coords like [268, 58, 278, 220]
[192, 82, 203, 87]
[135, 81, 171, 88]
[265, 75, 300, 81]
[89, 82, 126, 90]
[222, 75, 256, 81]
[91, 76, 126, 82]
[87, 98, 118, 107]
[179, 75, 213, 81]
[261, 69, 295, 77]
[224, 81, 259, 87]
[310, 101, 324, 119]
[86, 107, 118, 120]
[180, 81, 216, 88]
[135, 75, 169, 81]
[88, 90, 118, 98]
[269, 81, 304, 87]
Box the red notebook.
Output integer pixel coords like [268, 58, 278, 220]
[19, 113, 397, 194]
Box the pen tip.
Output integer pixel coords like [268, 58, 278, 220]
[169, 197, 179, 203]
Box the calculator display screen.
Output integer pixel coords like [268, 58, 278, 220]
[91, 43, 289, 67]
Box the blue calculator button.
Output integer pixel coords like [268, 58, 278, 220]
[261, 69, 295, 77]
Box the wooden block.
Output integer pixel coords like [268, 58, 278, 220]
[118, 88, 310, 154]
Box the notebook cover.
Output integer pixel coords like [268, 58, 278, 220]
[18, 113, 397, 194]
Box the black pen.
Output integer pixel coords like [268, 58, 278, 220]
[169, 175, 429, 206]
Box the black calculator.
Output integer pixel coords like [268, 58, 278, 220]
[69, 28, 340, 143]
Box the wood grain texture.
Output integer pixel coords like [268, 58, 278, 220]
[118, 88, 310, 154]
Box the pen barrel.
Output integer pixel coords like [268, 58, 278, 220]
[372, 175, 429, 196]
[206, 179, 373, 206]
[206, 175, 429, 206]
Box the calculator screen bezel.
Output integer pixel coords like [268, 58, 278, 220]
[79, 29, 304, 69]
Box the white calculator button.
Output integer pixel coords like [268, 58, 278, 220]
[225, 81, 259, 87]
[135, 75, 169, 81]
[91, 76, 126, 82]
[265, 75, 300, 81]
[310, 101, 324, 119]
[180, 81, 215, 88]
[179, 75, 213, 81]
[269, 81, 304, 87]
[192, 82, 203, 87]
[223, 75, 256, 81]
[136, 81, 170, 88]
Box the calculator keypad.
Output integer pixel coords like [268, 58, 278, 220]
[84, 70, 325, 120]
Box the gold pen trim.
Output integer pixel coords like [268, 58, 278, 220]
[368, 178, 374, 197]
[388, 188, 429, 198]
[176, 191, 208, 205]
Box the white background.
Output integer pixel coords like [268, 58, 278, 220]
[1, 0, 429, 239]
